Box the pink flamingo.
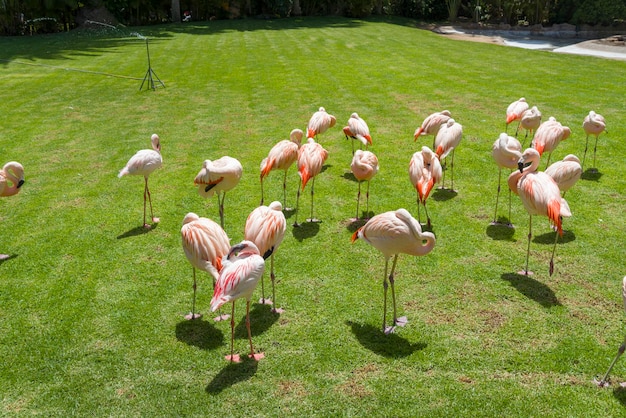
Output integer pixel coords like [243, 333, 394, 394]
[531, 117, 571, 166]
[293, 137, 328, 227]
[0, 161, 25, 260]
[518, 105, 542, 143]
[491, 133, 522, 226]
[545, 154, 582, 197]
[413, 110, 451, 140]
[244, 201, 287, 312]
[508, 148, 571, 276]
[118, 134, 162, 229]
[409, 146, 442, 228]
[181, 212, 231, 321]
[343, 113, 372, 154]
[210, 240, 266, 362]
[194, 156, 242, 229]
[306, 107, 336, 139]
[506, 98, 529, 133]
[351, 209, 436, 334]
[350, 150, 379, 220]
[582, 110, 607, 171]
[434, 118, 463, 190]
[259, 128, 303, 208]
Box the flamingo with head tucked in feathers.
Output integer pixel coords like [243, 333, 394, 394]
[343, 113, 372, 154]
[118, 134, 162, 229]
[351, 209, 436, 334]
[0, 161, 25, 260]
[508, 148, 571, 276]
[582, 110, 607, 172]
[194, 156, 242, 229]
[506, 98, 529, 133]
[259, 128, 303, 208]
[433, 118, 463, 190]
[413, 110, 451, 140]
[519, 106, 542, 144]
[491, 133, 522, 226]
[351, 149, 379, 220]
[306, 107, 336, 139]
[545, 154, 582, 197]
[293, 137, 328, 227]
[409, 146, 442, 228]
[531, 117, 571, 167]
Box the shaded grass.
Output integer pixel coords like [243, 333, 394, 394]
[1, 15, 626, 416]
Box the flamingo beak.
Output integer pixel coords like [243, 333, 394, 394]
[17, 179, 25, 188]
[518, 161, 524, 173]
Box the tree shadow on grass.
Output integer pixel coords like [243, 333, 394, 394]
[205, 357, 259, 395]
[501, 272, 561, 308]
[175, 319, 224, 350]
[117, 223, 158, 239]
[291, 220, 320, 241]
[346, 320, 426, 358]
[533, 229, 576, 245]
[233, 303, 279, 338]
[486, 221, 516, 241]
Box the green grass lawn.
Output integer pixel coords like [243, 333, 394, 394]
[1, 16, 625, 416]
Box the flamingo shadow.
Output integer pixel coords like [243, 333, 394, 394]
[582, 169, 602, 182]
[344, 218, 367, 233]
[346, 320, 427, 358]
[432, 188, 457, 201]
[205, 357, 259, 395]
[501, 272, 561, 308]
[342, 172, 358, 182]
[175, 319, 224, 350]
[486, 221, 516, 241]
[533, 229, 576, 245]
[291, 221, 320, 241]
[0, 254, 18, 265]
[320, 164, 331, 174]
[117, 224, 158, 239]
[613, 386, 626, 406]
[233, 303, 279, 338]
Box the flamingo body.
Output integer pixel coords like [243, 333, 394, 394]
[519, 106, 542, 140]
[582, 110, 607, 170]
[343, 113, 372, 151]
[413, 110, 451, 139]
[434, 118, 463, 190]
[531, 117, 571, 165]
[491, 133, 522, 225]
[0, 161, 25, 197]
[506, 98, 529, 126]
[306, 107, 336, 139]
[194, 156, 242, 228]
[409, 146, 442, 227]
[351, 150, 379, 219]
[545, 154, 582, 195]
[294, 138, 328, 225]
[259, 129, 303, 207]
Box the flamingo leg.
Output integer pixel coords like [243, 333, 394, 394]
[293, 178, 302, 227]
[260, 177, 264, 206]
[492, 168, 502, 224]
[307, 177, 319, 223]
[365, 180, 371, 218]
[218, 192, 226, 229]
[247, 300, 265, 360]
[282, 170, 289, 210]
[596, 335, 626, 387]
[355, 181, 362, 220]
[450, 150, 456, 191]
[270, 253, 283, 314]
[388, 254, 407, 329]
[549, 220, 561, 276]
[184, 268, 201, 320]
[520, 215, 533, 276]
[225, 303, 241, 362]
[423, 202, 431, 229]
[592, 135, 600, 170]
[382, 257, 389, 333]
[142, 177, 149, 228]
[416, 191, 422, 225]
[582, 134, 590, 171]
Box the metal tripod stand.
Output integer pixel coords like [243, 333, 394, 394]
[140, 38, 165, 91]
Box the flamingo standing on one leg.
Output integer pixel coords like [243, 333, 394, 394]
[244, 201, 286, 312]
[531, 117, 571, 167]
[408, 146, 442, 228]
[413, 110, 451, 140]
[343, 113, 372, 154]
[508, 148, 571, 276]
[194, 156, 243, 229]
[518, 106, 542, 144]
[595, 276, 626, 387]
[118, 133, 162, 229]
[545, 154, 582, 197]
[506, 98, 529, 133]
[306, 107, 336, 139]
[582, 110, 607, 172]
[433, 118, 463, 191]
[293, 138, 328, 227]
[210, 240, 266, 362]
[181, 212, 231, 321]
[351, 209, 436, 334]
[259, 128, 303, 208]
[0, 161, 25, 260]
[350, 150, 379, 220]
[491, 133, 522, 226]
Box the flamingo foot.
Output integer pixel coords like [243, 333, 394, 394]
[271, 307, 285, 314]
[0, 254, 9, 261]
[593, 376, 610, 388]
[213, 314, 230, 322]
[588, 168, 598, 173]
[184, 312, 202, 320]
[306, 218, 322, 223]
[249, 352, 265, 361]
[384, 325, 396, 335]
[292, 222, 301, 228]
[152, 217, 160, 223]
[394, 316, 408, 327]
[258, 298, 273, 306]
[225, 354, 242, 363]
[549, 260, 555, 276]
[518, 269, 534, 276]
[283, 207, 295, 212]
[143, 223, 152, 229]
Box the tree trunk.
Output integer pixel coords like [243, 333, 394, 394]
[171, 0, 181, 22]
[292, 0, 302, 16]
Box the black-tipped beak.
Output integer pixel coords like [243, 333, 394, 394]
[228, 243, 246, 258]
[17, 179, 24, 189]
[518, 161, 524, 173]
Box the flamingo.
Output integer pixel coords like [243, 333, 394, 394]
[118, 133, 162, 229]
[0, 161, 25, 260]
[343, 113, 372, 154]
[545, 154, 582, 197]
[491, 133, 522, 226]
[595, 276, 626, 387]
[351, 209, 436, 334]
[433, 118, 463, 190]
[518, 106, 542, 144]
[408, 146, 442, 228]
[508, 148, 571, 276]
[582, 110, 607, 172]
[293, 137, 328, 227]
[505, 98, 529, 133]
[306, 107, 336, 139]
[413, 110, 451, 140]
[244, 201, 287, 312]
[194, 156, 243, 229]
[531, 117, 571, 166]
[351, 150, 379, 220]
[181, 212, 230, 321]
[210, 240, 266, 362]
[259, 128, 303, 208]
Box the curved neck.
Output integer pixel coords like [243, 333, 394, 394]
[1, 165, 23, 196]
